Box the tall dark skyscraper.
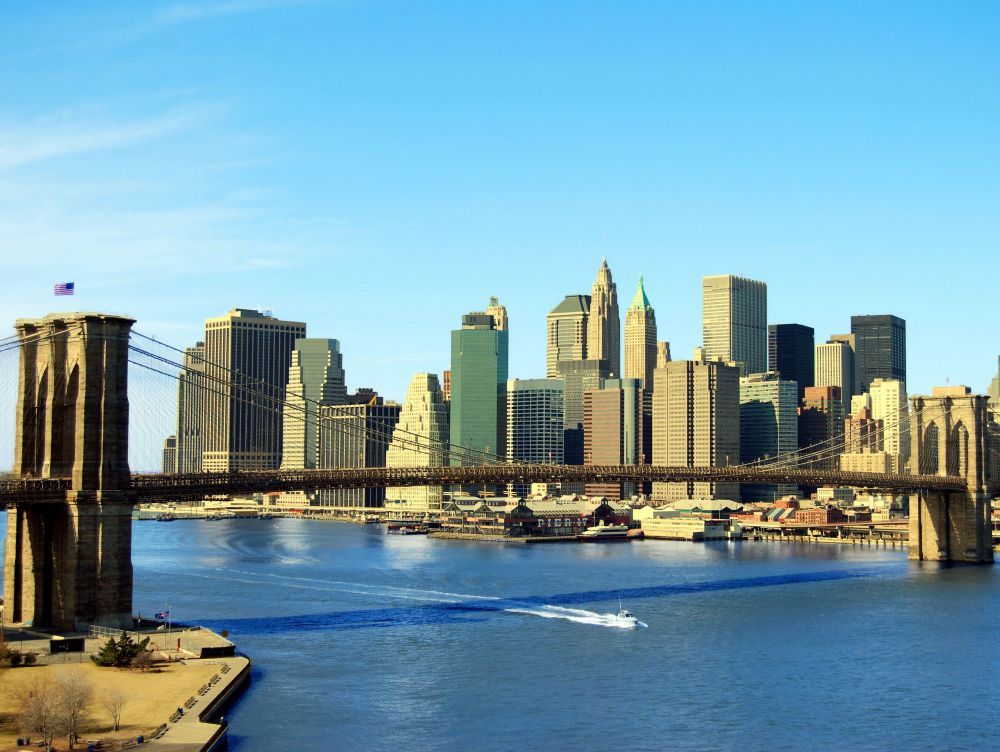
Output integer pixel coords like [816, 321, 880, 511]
[202, 308, 307, 472]
[768, 324, 814, 401]
[851, 315, 906, 393]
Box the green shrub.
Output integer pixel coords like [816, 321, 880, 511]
[92, 632, 151, 668]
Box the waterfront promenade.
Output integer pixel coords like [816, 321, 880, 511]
[0, 627, 248, 752]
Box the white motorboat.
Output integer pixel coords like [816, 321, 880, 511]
[613, 600, 640, 628]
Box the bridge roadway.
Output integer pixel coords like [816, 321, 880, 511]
[0, 464, 970, 503]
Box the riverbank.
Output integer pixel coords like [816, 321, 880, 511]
[0, 628, 249, 752]
[428, 531, 580, 544]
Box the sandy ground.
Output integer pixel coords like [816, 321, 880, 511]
[0, 660, 218, 750]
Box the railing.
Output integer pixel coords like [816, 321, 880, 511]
[0, 477, 72, 499]
[89, 624, 128, 639]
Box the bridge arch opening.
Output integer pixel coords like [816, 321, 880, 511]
[32, 367, 48, 477]
[948, 420, 970, 479]
[921, 422, 940, 475]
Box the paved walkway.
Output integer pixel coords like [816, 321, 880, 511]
[143, 655, 250, 752]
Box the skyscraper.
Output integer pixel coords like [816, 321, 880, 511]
[851, 315, 906, 393]
[546, 294, 591, 377]
[739, 373, 798, 501]
[868, 378, 910, 474]
[839, 401, 892, 472]
[798, 386, 844, 470]
[624, 276, 657, 481]
[506, 378, 564, 497]
[768, 324, 814, 400]
[815, 340, 854, 415]
[162, 435, 177, 474]
[485, 296, 509, 331]
[829, 333, 858, 399]
[651, 354, 741, 501]
[316, 402, 400, 508]
[587, 260, 620, 377]
[175, 342, 205, 474]
[557, 358, 611, 494]
[281, 338, 347, 470]
[624, 276, 657, 391]
[202, 308, 306, 472]
[656, 341, 671, 369]
[843, 406, 883, 454]
[450, 303, 509, 470]
[584, 378, 642, 500]
[386, 373, 450, 512]
[702, 274, 767, 375]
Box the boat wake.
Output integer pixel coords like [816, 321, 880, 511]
[506, 604, 648, 629]
[210, 568, 502, 604]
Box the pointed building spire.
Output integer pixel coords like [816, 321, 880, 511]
[630, 275, 652, 311]
[624, 275, 657, 390]
[586, 259, 620, 377]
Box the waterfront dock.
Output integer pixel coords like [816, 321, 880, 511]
[429, 531, 582, 544]
[144, 655, 251, 752]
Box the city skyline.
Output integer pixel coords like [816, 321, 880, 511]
[1, 3, 997, 404]
[1, 5, 998, 751]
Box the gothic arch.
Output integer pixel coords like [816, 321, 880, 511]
[948, 420, 970, 480]
[921, 421, 939, 475]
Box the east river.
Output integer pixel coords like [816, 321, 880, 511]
[6, 516, 1000, 750]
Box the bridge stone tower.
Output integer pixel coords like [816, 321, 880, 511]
[3, 312, 135, 630]
[909, 387, 994, 563]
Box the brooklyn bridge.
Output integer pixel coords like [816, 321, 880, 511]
[1, 312, 996, 631]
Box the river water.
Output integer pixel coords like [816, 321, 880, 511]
[6, 516, 1000, 750]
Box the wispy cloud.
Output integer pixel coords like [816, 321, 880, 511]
[0, 107, 215, 171]
[155, 0, 317, 26]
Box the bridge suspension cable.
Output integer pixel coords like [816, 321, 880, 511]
[738, 392, 919, 473]
[125, 349, 466, 468]
[767, 407, 909, 471]
[129, 331, 509, 469]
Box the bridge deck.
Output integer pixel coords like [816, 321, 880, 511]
[0, 465, 971, 503]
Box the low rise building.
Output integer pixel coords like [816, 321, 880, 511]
[792, 506, 846, 525]
[816, 487, 855, 505]
[634, 501, 739, 540]
[637, 512, 729, 541]
[439, 497, 627, 538]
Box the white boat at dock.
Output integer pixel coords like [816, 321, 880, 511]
[578, 524, 630, 541]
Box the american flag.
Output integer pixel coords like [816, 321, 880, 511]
[54, 282, 75, 296]
[155, 610, 169, 620]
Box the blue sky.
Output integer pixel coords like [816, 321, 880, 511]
[2, 0, 998, 406]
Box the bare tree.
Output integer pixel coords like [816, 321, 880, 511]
[130, 649, 154, 672]
[55, 673, 94, 751]
[100, 688, 129, 732]
[13, 675, 66, 752]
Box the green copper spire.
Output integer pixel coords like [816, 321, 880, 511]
[630, 275, 652, 310]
